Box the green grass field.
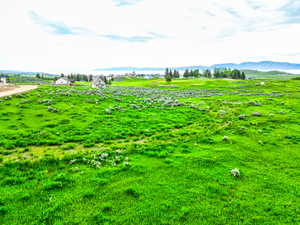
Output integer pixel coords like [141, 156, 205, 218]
[0, 78, 299, 224]
[242, 70, 300, 79]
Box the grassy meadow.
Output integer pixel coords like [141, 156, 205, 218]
[0, 78, 299, 224]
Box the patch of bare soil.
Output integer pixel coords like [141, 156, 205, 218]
[0, 85, 38, 97]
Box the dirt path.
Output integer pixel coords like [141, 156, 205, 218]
[0, 85, 38, 98]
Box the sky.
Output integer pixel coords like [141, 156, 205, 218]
[1, 0, 300, 73]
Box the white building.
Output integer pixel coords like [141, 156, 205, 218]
[54, 77, 72, 86]
[0, 76, 7, 85]
[92, 76, 106, 89]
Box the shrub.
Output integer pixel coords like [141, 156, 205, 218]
[83, 141, 95, 148]
[1, 177, 26, 186]
[125, 187, 140, 198]
[101, 203, 112, 212]
[91, 212, 112, 224]
[43, 181, 63, 191]
[61, 143, 76, 150]
[0, 206, 8, 215]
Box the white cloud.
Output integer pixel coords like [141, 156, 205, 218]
[0, 0, 299, 73]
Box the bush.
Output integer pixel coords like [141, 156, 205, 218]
[1, 177, 26, 186]
[0, 206, 8, 215]
[61, 143, 76, 150]
[125, 187, 140, 198]
[43, 181, 63, 191]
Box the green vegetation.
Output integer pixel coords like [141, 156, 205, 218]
[0, 78, 299, 224]
[165, 68, 246, 81]
[242, 70, 300, 79]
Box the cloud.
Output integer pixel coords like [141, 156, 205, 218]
[245, 0, 264, 10]
[29, 11, 90, 35]
[224, 8, 241, 18]
[113, 0, 143, 7]
[1, 0, 300, 73]
[101, 32, 162, 42]
[278, 0, 300, 24]
[29, 11, 162, 42]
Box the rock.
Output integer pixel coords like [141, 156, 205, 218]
[238, 114, 246, 120]
[256, 82, 265, 86]
[70, 167, 80, 172]
[223, 136, 229, 141]
[252, 112, 262, 116]
[231, 168, 240, 177]
[248, 101, 261, 106]
[218, 110, 226, 116]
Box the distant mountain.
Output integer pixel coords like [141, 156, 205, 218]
[95, 67, 164, 72]
[94, 66, 207, 72]
[95, 61, 300, 72]
[211, 61, 300, 70]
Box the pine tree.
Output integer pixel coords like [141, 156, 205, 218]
[183, 69, 189, 78]
[164, 68, 172, 82]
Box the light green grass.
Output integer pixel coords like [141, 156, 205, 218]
[0, 79, 299, 224]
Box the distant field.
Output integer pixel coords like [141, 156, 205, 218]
[0, 79, 299, 224]
[242, 69, 300, 79]
[112, 78, 251, 88]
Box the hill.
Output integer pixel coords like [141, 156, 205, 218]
[95, 61, 300, 72]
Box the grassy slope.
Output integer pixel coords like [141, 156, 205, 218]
[0, 79, 299, 225]
[242, 70, 300, 79]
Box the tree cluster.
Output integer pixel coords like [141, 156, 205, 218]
[60, 73, 93, 82]
[213, 68, 246, 80]
[35, 73, 56, 80]
[183, 69, 202, 78]
[164, 68, 180, 82]
[164, 68, 246, 82]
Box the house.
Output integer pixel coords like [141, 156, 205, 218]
[91, 76, 106, 89]
[0, 75, 7, 85]
[54, 77, 72, 86]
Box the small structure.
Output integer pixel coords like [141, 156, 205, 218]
[0, 75, 7, 85]
[55, 77, 72, 86]
[92, 76, 106, 89]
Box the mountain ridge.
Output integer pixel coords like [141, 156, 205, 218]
[95, 61, 300, 71]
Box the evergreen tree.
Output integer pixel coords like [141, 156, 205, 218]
[164, 68, 172, 82]
[241, 72, 246, 80]
[203, 69, 212, 78]
[183, 69, 189, 78]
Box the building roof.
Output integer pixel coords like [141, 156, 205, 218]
[57, 77, 70, 81]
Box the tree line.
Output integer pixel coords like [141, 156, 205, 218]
[165, 68, 246, 82]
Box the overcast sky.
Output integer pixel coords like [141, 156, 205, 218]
[1, 0, 300, 73]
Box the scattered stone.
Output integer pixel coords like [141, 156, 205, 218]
[219, 110, 226, 116]
[104, 108, 113, 114]
[70, 167, 80, 172]
[231, 168, 240, 177]
[69, 159, 77, 164]
[256, 82, 265, 86]
[248, 101, 261, 106]
[258, 140, 264, 145]
[48, 106, 59, 113]
[223, 136, 229, 141]
[252, 112, 262, 116]
[238, 114, 246, 120]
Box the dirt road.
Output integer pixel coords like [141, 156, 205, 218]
[0, 85, 38, 98]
